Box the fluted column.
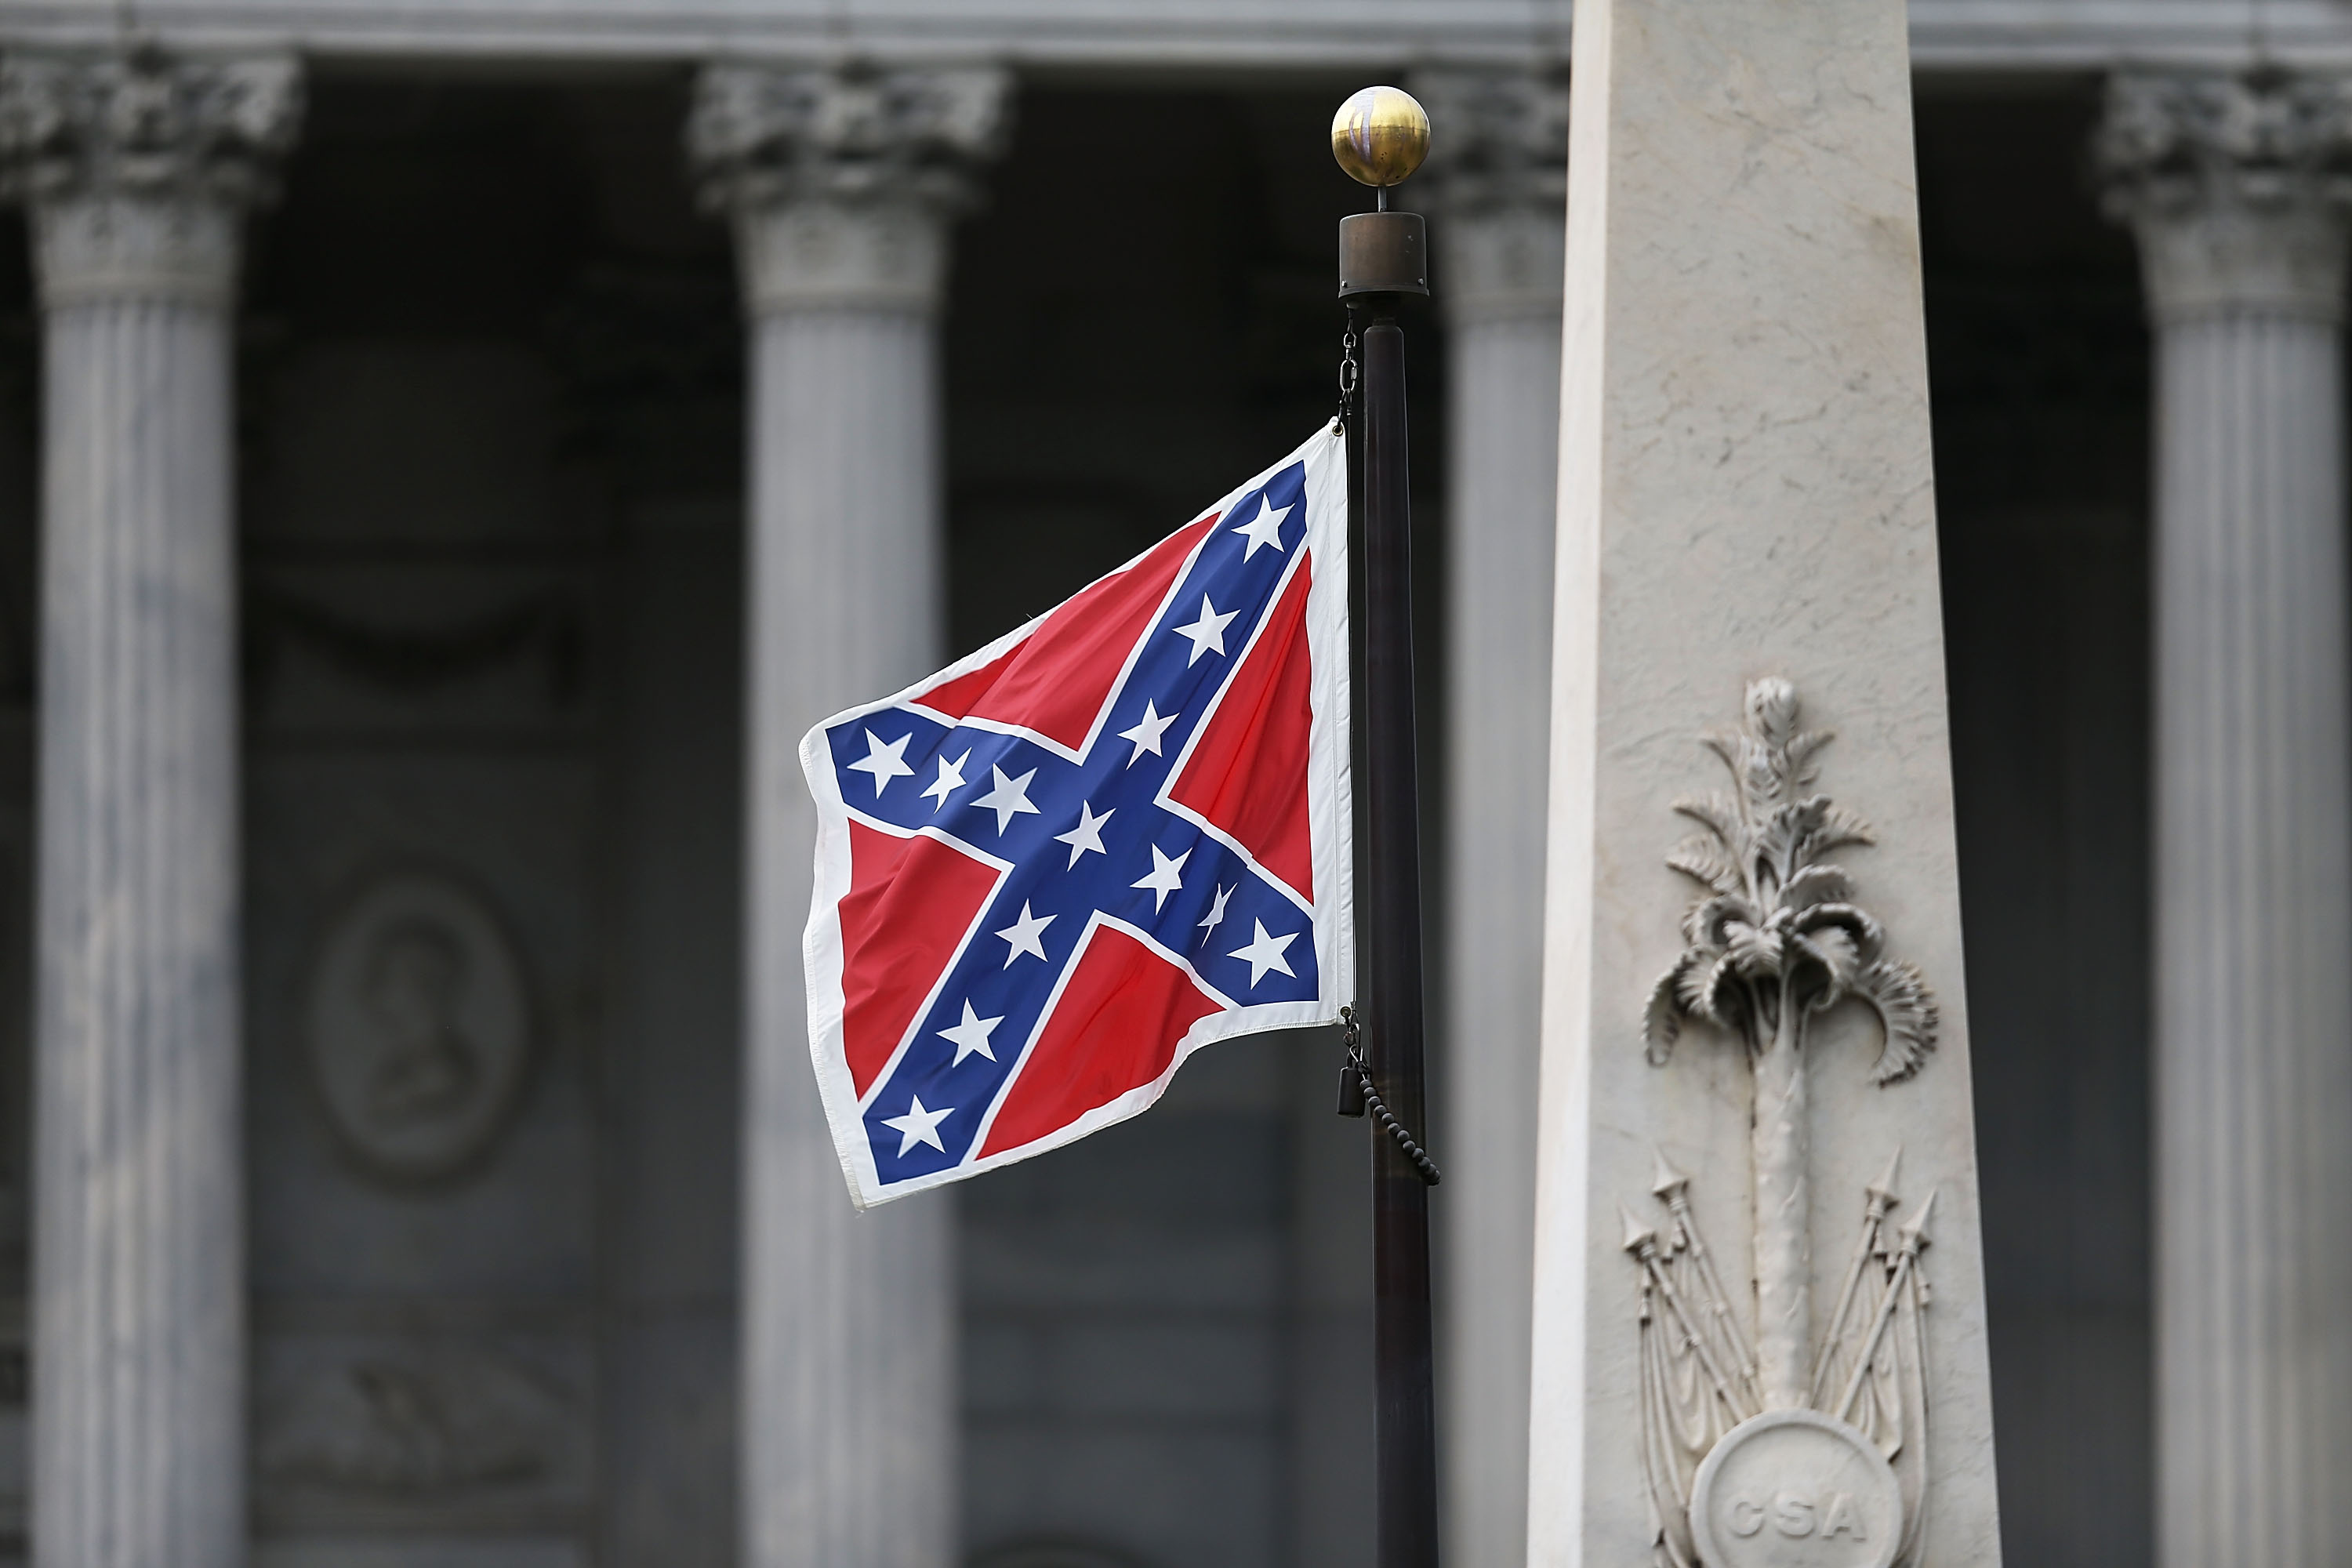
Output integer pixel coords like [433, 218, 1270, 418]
[2100, 71, 2352, 1568]
[690, 64, 1009, 1568]
[1414, 67, 1566, 1568]
[0, 48, 297, 1568]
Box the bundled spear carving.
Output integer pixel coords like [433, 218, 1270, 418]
[1630, 679, 1941, 1568]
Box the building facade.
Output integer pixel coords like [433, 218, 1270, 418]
[0, 2, 2336, 1566]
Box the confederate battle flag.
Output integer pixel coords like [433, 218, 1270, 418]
[801, 427, 1354, 1207]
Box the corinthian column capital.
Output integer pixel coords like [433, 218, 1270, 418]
[0, 48, 300, 310]
[688, 64, 1011, 314]
[1411, 68, 1569, 324]
[2098, 69, 2352, 323]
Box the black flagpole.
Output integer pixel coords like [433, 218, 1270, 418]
[1333, 89, 1439, 1568]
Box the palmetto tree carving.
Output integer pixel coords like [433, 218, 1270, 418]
[1642, 677, 1936, 1406]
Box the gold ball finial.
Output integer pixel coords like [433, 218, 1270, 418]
[1331, 85, 1430, 188]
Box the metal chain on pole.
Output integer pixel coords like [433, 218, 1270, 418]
[1338, 325, 1360, 423]
[1338, 1005, 1442, 1185]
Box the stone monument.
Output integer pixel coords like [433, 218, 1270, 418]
[1526, 2, 2003, 1565]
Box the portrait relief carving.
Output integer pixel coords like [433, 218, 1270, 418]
[1630, 680, 1939, 1568]
[307, 871, 532, 1183]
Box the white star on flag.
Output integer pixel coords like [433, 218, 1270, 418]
[972, 764, 1042, 835]
[881, 1094, 953, 1156]
[1199, 882, 1234, 945]
[1228, 919, 1299, 987]
[920, 749, 969, 811]
[1117, 701, 1178, 766]
[1231, 495, 1292, 559]
[1132, 844, 1192, 913]
[938, 1000, 1005, 1065]
[1173, 595, 1240, 665]
[1054, 800, 1114, 868]
[846, 729, 913, 796]
[995, 900, 1055, 967]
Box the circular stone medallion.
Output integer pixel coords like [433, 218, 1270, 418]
[307, 872, 532, 1183]
[1688, 1408, 1902, 1568]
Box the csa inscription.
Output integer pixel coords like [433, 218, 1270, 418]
[1687, 1410, 1899, 1568]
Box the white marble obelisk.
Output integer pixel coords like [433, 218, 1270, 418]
[0, 49, 299, 1568]
[1414, 66, 1568, 1568]
[2098, 71, 2352, 1568]
[1526, 2, 2002, 1563]
[690, 64, 1009, 1568]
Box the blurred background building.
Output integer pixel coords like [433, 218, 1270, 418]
[0, 2, 2336, 1567]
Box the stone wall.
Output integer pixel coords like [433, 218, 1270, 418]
[1918, 85, 2155, 1567]
[237, 77, 741, 1568]
[228, 76, 1396, 1568]
[0, 63, 2165, 1568]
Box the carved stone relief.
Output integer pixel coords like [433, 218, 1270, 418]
[306, 872, 532, 1183]
[245, 582, 586, 714]
[1631, 680, 1940, 1568]
[2096, 70, 2352, 321]
[687, 64, 1011, 313]
[0, 49, 302, 308]
[260, 1350, 565, 1494]
[253, 1321, 590, 1532]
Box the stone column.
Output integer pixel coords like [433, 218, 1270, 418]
[689, 64, 1009, 1568]
[0, 48, 298, 1568]
[2099, 71, 2352, 1568]
[1411, 67, 1566, 1568]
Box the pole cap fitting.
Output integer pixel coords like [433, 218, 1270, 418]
[1338, 211, 1429, 299]
[1331, 85, 1431, 187]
